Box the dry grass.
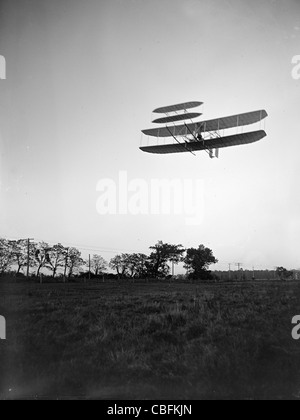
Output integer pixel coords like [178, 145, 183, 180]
[0, 280, 300, 400]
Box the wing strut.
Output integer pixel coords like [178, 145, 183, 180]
[166, 126, 196, 156]
[183, 123, 213, 158]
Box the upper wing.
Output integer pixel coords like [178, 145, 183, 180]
[152, 112, 202, 124]
[142, 110, 268, 138]
[140, 130, 267, 155]
[201, 110, 268, 133]
[153, 101, 203, 114]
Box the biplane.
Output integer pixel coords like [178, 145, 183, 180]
[140, 101, 268, 157]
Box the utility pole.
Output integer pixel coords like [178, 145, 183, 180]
[236, 263, 243, 271]
[235, 263, 243, 281]
[88, 254, 91, 283]
[26, 238, 34, 279]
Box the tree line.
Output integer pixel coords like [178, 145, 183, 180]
[0, 239, 218, 281]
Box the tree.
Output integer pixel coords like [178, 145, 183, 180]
[91, 254, 107, 276]
[109, 254, 130, 279]
[276, 267, 293, 281]
[109, 254, 148, 279]
[35, 242, 51, 277]
[45, 243, 67, 278]
[148, 241, 185, 278]
[66, 248, 85, 278]
[0, 239, 14, 274]
[126, 253, 148, 278]
[184, 245, 218, 280]
[11, 240, 36, 274]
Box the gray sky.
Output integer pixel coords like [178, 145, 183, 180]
[0, 0, 299, 271]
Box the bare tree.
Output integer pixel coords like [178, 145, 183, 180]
[109, 254, 129, 279]
[66, 248, 85, 278]
[45, 244, 67, 278]
[91, 254, 107, 276]
[0, 239, 14, 274]
[11, 240, 36, 274]
[35, 242, 51, 277]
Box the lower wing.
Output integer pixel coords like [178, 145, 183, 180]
[140, 130, 267, 155]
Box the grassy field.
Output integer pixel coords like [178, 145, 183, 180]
[0, 280, 300, 400]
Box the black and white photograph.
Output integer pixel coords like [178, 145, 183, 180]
[0, 0, 300, 403]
